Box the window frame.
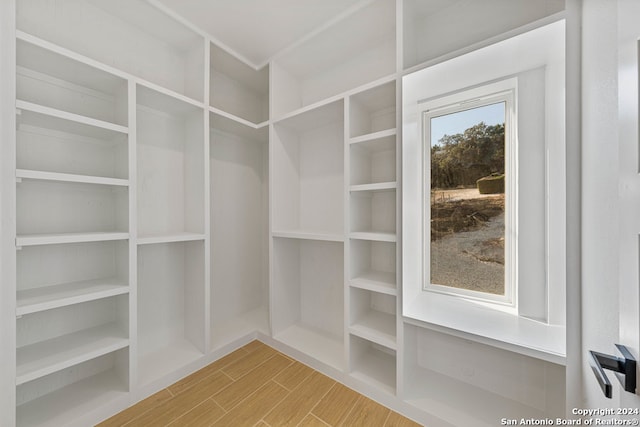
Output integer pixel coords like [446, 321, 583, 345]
[401, 20, 567, 362]
[421, 81, 517, 308]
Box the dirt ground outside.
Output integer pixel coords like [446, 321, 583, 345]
[430, 187, 505, 295]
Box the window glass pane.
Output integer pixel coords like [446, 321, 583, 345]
[429, 102, 506, 295]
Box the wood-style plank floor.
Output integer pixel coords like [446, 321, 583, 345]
[97, 341, 422, 427]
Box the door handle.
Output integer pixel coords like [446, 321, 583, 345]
[588, 344, 636, 398]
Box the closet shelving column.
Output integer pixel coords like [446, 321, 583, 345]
[14, 34, 131, 427]
[135, 85, 207, 386]
[208, 41, 270, 350]
[346, 80, 398, 395]
[271, 100, 345, 370]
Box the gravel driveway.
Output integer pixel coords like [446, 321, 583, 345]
[430, 213, 505, 295]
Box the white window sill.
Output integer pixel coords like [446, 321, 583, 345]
[403, 292, 566, 365]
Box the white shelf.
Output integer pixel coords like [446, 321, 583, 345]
[350, 271, 396, 295]
[16, 101, 128, 135]
[17, 278, 129, 316]
[138, 339, 203, 386]
[350, 231, 396, 242]
[349, 81, 396, 139]
[16, 169, 129, 187]
[404, 364, 560, 427]
[16, 323, 128, 385]
[209, 106, 265, 130]
[274, 324, 344, 371]
[210, 109, 268, 142]
[271, 0, 396, 117]
[272, 99, 344, 236]
[272, 230, 344, 242]
[18, 1, 205, 101]
[137, 232, 205, 245]
[16, 232, 129, 247]
[350, 336, 396, 395]
[350, 313, 396, 350]
[16, 369, 128, 427]
[16, 104, 127, 142]
[210, 42, 269, 125]
[16, 36, 129, 127]
[350, 128, 397, 145]
[350, 182, 396, 192]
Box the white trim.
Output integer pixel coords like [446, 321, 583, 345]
[420, 81, 516, 308]
[402, 20, 566, 360]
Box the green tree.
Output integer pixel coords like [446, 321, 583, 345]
[431, 122, 505, 188]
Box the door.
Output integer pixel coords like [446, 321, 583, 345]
[581, 0, 640, 414]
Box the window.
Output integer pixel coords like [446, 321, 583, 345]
[401, 20, 566, 361]
[423, 82, 516, 307]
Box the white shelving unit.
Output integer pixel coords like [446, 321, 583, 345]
[344, 77, 400, 399]
[3, 1, 572, 426]
[210, 112, 269, 350]
[16, 297, 129, 427]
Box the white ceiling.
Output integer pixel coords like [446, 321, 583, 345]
[153, 0, 365, 68]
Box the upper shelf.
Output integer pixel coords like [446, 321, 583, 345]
[16, 101, 128, 138]
[16, 37, 129, 128]
[17, 0, 206, 101]
[271, 0, 396, 118]
[402, 0, 565, 70]
[210, 43, 269, 125]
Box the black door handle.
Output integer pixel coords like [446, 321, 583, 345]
[589, 344, 636, 398]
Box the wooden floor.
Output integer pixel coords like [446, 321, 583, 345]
[97, 341, 421, 427]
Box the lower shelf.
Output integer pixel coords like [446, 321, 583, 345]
[17, 364, 128, 427]
[138, 339, 203, 386]
[350, 335, 396, 395]
[17, 323, 128, 385]
[274, 324, 344, 371]
[16, 232, 129, 247]
[349, 309, 396, 350]
[404, 368, 557, 427]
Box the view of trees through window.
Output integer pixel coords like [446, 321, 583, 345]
[429, 102, 506, 296]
